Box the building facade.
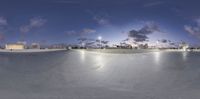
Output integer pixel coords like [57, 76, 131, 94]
[5, 44, 25, 50]
[31, 43, 40, 49]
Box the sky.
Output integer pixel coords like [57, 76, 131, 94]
[0, 0, 200, 46]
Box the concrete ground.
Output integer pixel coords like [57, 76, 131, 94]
[0, 50, 200, 99]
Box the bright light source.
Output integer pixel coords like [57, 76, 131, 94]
[81, 43, 85, 47]
[156, 41, 159, 44]
[98, 36, 102, 40]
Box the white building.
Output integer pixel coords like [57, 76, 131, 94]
[5, 44, 25, 50]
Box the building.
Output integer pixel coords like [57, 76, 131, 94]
[31, 43, 40, 49]
[49, 43, 66, 49]
[5, 44, 25, 50]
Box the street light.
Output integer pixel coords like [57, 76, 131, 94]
[98, 36, 102, 40]
[98, 36, 102, 48]
[81, 42, 85, 47]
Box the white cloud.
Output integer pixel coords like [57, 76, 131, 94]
[65, 30, 76, 35]
[20, 25, 30, 33]
[143, 1, 164, 7]
[20, 17, 47, 33]
[93, 15, 111, 26]
[81, 28, 96, 35]
[65, 28, 96, 36]
[0, 17, 8, 40]
[184, 18, 200, 38]
[0, 17, 7, 26]
[53, 0, 80, 4]
[0, 33, 4, 41]
[30, 17, 47, 27]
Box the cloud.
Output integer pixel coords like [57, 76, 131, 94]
[101, 40, 109, 44]
[184, 25, 200, 35]
[20, 17, 47, 33]
[65, 28, 96, 36]
[20, 25, 30, 33]
[128, 22, 160, 42]
[81, 28, 96, 35]
[184, 18, 200, 38]
[65, 30, 76, 35]
[30, 17, 47, 27]
[85, 41, 96, 46]
[0, 33, 5, 41]
[96, 39, 109, 44]
[160, 39, 167, 43]
[155, 38, 177, 48]
[52, 0, 80, 4]
[158, 39, 171, 43]
[0, 17, 8, 41]
[77, 37, 88, 42]
[85, 10, 111, 26]
[0, 17, 7, 26]
[169, 42, 175, 46]
[123, 38, 130, 42]
[93, 15, 111, 26]
[77, 37, 96, 47]
[143, 1, 164, 7]
[0, 17, 8, 31]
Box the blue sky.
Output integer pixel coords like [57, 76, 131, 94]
[0, 0, 200, 46]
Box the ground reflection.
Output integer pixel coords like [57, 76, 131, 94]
[80, 50, 86, 62]
[182, 52, 188, 61]
[1, 51, 200, 99]
[154, 51, 161, 64]
[94, 53, 105, 71]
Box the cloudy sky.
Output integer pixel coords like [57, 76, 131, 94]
[0, 0, 200, 46]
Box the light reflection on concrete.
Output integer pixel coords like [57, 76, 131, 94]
[94, 53, 105, 71]
[153, 51, 163, 72]
[80, 50, 86, 62]
[182, 52, 188, 61]
[154, 52, 161, 64]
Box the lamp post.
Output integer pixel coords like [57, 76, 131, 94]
[98, 36, 102, 48]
